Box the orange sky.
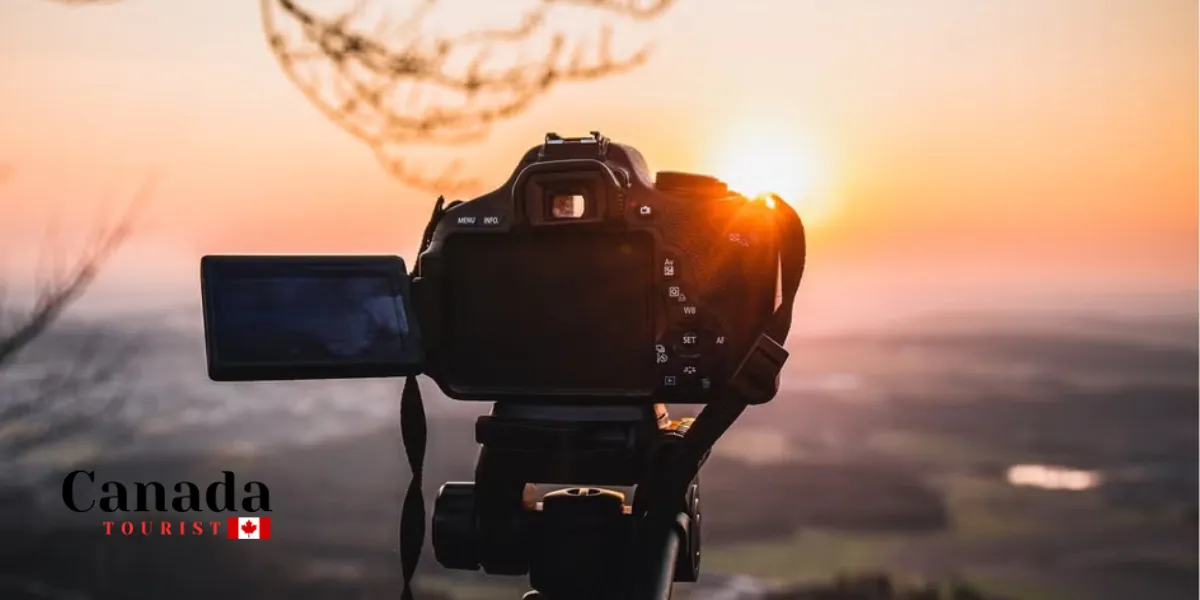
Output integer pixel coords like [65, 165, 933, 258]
[1, 0, 1196, 329]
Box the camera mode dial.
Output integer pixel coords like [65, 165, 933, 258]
[655, 171, 729, 199]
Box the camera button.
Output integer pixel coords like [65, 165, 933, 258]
[654, 342, 671, 366]
[676, 331, 701, 357]
[669, 321, 712, 354]
[670, 301, 699, 320]
[661, 255, 679, 279]
[633, 202, 654, 219]
[453, 213, 503, 227]
[677, 363, 707, 392]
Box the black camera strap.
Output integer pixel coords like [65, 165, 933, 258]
[399, 196, 461, 600]
[633, 192, 806, 521]
[398, 373, 425, 600]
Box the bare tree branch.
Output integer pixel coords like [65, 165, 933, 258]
[261, 0, 678, 193]
[0, 177, 152, 464]
[0, 182, 150, 371]
[36, 0, 677, 192]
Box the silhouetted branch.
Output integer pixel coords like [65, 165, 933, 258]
[0, 179, 151, 463]
[0, 184, 149, 370]
[261, 0, 677, 193]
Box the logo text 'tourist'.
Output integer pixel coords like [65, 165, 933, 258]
[62, 470, 273, 539]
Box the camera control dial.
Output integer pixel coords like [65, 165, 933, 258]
[655, 171, 729, 198]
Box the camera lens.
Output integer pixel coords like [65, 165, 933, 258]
[549, 193, 586, 219]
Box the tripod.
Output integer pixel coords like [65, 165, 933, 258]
[431, 403, 703, 600]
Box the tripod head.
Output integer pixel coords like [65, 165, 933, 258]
[432, 403, 703, 600]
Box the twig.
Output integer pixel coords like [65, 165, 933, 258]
[261, 0, 677, 193]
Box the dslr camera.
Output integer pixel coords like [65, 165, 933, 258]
[200, 132, 806, 599]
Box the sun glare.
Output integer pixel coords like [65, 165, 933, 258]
[708, 127, 832, 224]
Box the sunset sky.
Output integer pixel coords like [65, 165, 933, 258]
[1, 0, 1196, 331]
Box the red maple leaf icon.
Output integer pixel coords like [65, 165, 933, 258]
[241, 520, 257, 535]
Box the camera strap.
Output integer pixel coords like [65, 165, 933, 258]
[633, 192, 806, 521]
[398, 196, 461, 600]
[398, 373, 425, 600]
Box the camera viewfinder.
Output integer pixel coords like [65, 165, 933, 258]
[549, 193, 587, 219]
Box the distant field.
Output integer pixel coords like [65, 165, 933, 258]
[1, 310, 1195, 599]
[699, 403, 1196, 600]
[694, 314, 1197, 600]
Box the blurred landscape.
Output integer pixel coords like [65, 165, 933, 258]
[1, 305, 1195, 600]
[2, 1, 1195, 599]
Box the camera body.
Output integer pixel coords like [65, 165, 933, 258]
[199, 132, 804, 599]
[414, 132, 781, 404]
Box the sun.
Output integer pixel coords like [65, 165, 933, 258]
[707, 127, 832, 224]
